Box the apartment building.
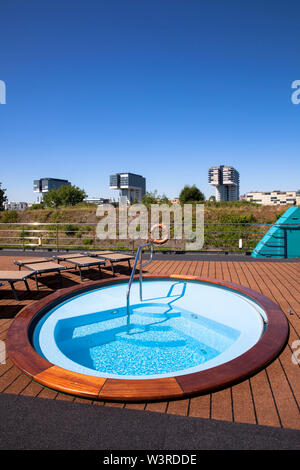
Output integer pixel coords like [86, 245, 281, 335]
[246, 190, 300, 205]
[4, 201, 28, 210]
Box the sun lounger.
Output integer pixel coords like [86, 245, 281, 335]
[83, 251, 115, 256]
[60, 256, 106, 281]
[83, 251, 134, 275]
[0, 270, 34, 300]
[53, 253, 86, 263]
[14, 257, 51, 270]
[21, 262, 67, 290]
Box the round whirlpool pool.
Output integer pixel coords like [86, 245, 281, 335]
[7, 275, 289, 401]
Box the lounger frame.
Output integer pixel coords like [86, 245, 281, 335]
[59, 257, 106, 282]
[0, 272, 34, 300]
[84, 251, 134, 275]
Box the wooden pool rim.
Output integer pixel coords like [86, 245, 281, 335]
[6, 275, 289, 402]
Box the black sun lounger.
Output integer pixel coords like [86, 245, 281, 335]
[83, 251, 115, 256]
[53, 253, 87, 263]
[83, 251, 134, 275]
[21, 262, 67, 290]
[60, 256, 106, 282]
[14, 257, 51, 270]
[0, 270, 34, 300]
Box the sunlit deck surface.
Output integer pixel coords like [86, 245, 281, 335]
[0, 254, 299, 431]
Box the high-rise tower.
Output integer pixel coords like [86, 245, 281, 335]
[208, 165, 240, 201]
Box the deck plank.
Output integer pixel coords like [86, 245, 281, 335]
[20, 380, 45, 398]
[189, 394, 211, 419]
[211, 388, 233, 422]
[232, 380, 256, 425]
[145, 401, 168, 414]
[167, 398, 190, 416]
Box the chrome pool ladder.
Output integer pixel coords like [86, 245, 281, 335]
[126, 241, 154, 331]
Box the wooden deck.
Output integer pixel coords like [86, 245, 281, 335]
[0, 255, 299, 430]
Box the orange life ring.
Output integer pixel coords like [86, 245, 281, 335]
[148, 223, 169, 245]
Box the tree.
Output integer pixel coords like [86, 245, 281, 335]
[43, 185, 87, 208]
[0, 182, 7, 210]
[142, 190, 170, 207]
[43, 188, 61, 208]
[179, 185, 205, 204]
[142, 190, 160, 206]
[159, 193, 170, 205]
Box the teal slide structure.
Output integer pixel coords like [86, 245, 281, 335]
[251, 206, 300, 259]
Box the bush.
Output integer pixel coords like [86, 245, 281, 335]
[1, 210, 19, 223]
[19, 230, 30, 238]
[49, 210, 62, 223]
[28, 203, 45, 210]
[82, 238, 93, 246]
[205, 200, 259, 208]
[218, 212, 257, 224]
[64, 224, 81, 236]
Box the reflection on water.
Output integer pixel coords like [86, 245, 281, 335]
[52, 281, 240, 376]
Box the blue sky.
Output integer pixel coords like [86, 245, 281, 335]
[0, 0, 299, 202]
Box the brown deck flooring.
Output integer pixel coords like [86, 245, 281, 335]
[0, 255, 299, 430]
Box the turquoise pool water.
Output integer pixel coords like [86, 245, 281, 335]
[33, 279, 266, 379]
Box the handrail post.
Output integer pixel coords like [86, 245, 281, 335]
[56, 224, 58, 251]
[139, 247, 143, 301]
[22, 224, 25, 251]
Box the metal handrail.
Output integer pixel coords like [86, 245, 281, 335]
[126, 241, 154, 332]
[0, 221, 298, 226]
[0, 220, 298, 253]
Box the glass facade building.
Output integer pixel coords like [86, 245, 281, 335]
[33, 178, 71, 193]
[109, 173, 146, 204]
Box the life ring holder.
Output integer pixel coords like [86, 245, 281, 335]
[148, 223, 169, 245]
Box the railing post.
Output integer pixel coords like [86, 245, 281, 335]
[56, 224, 59, 251]
[139, 248, 143, 301]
